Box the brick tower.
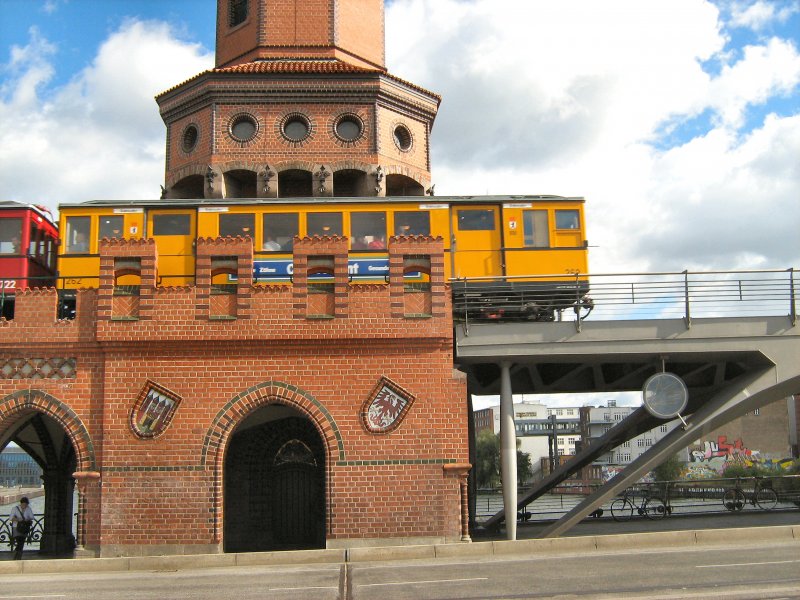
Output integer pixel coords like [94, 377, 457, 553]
[156, 0, 440, 200]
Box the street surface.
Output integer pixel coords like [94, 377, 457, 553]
[4, 539, 800, 599]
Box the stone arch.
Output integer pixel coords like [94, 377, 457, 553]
[0, 389, 96, 472]
[166, 163, 207, 199]
[202, 381, 344, 541]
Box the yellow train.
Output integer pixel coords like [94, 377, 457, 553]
[56, 196, 588, 320]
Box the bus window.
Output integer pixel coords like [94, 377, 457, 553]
[351, 212, 386, 249]
[152, 214, 191, 236]
[99, 216, 124, 240]
[394, 211, 430, 236]
[457, 209, 495, 231]
[523, 210, 550, 248]
[555, 210, 580, 230]
[0, 218, 22, 254]
[263, 213, 298, 251]
[220, 213, 255, 239]
[65, 216, 90, 253]
[307, 212, 342, 237]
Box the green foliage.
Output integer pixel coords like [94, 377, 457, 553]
[475, 430, 534, 487]
[653, 453, 684, 482]
[722, 462, 784, 478]
[475, 429, 500, 488]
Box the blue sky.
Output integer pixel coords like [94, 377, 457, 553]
[1, 0, 798, 279]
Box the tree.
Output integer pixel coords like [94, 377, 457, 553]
[475, 429, 500, 488]
[653, 453, 684, 482]
[475, 429, 533, 487]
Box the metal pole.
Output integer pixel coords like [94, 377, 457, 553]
[499, 361, 517, 541]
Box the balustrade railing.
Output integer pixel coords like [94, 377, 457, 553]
[0, 513, 44, 550]
[452, 268, 798, 325]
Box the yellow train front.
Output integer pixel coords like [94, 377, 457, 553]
[56, 196, 588, 321]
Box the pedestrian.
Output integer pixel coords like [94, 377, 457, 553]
[10, 496, 34, 560]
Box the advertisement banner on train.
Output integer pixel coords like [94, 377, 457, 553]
[252, 258, 391, 282]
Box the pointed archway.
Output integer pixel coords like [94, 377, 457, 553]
[223, 405, 326, 552]
[0, 391, 96, 556]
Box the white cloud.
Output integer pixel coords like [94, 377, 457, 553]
[386, 0, 800, 272]
[729, 0, 799, 31]
[0, 20, 213, 212]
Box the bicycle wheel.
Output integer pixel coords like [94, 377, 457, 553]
[723, 488, 745, 511]
[611, 498, 634, 522]
[643, 497, 668, 520]
[755, 487, 778, 511]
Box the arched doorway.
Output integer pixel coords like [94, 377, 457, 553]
[0, 413, 77, 555]
[223, 404, 326, 553]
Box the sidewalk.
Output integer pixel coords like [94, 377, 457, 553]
[2, 519, 798, 576]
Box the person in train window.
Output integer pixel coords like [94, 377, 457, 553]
[368, 235, 386, 249]
[71, 232, 89, 252]
[263, 236, 281, 251]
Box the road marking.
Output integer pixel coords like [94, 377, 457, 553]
[358, 577, 488, 587]
[0, 596, 66, 599]
[268, 586, 338, 592]
[697, 559, 800, 568]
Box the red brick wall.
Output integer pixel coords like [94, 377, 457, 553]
[0, 237, 467, 554]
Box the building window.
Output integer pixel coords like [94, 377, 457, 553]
[229, 0, 248, 27]
[393, 124, 413, 152]
[282, 113, 312, 142]
[660, 425, 668, 432]
[334, 114, 364, 143]
[230, 113, 258, 143]
[556, 409, 563, 416]
[182, 124, 199, 153]
[754, 408, 760, 416]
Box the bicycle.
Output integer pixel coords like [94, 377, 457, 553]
[611, 488, 668, 521]
[722, 476, 778, 512]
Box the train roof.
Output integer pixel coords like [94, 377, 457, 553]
[0, 200, 58, 225]
[58, 195, 585, 209]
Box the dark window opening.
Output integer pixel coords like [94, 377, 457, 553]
[99, 216, 124, 241]
[351, 212, 386, 249]
[458, 209, 495, 231]
[263, 213, 299, 251]
[278, 170, 313, 198]
[394, 211, 431, 236]
[219, 213, 255, 238]
[307, 213, 343, 237]
[229, 0, 248, 27]
[152, 214, 191, 236]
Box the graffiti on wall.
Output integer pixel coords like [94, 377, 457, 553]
[687, 435, 755, 476]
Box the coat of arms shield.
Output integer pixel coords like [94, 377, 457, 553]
[361, 377, 415, 434]
[130, 381, 182, 439]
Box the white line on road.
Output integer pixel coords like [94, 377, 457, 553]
[697, 559, 800, 568]
[0, 596, 66, 599]
[268, 586, 338, 592]
[358, 577, 488, 587]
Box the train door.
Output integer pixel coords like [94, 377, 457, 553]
[146, 209, 196, 286]
[450, 205, 503, 278]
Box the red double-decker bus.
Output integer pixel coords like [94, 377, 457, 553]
[0, 201, 59, 318]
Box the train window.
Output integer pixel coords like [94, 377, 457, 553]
[65, 216, 90, 253]
[263, 213, 298, 251]
[555, 210, 580, 229]
[152, 214, 191, 236]
[28, 224, 42, 257]
[307, 212, 343, 237]
[394, 211, 430, 236]
[99, 216, 124, 240]
[523, 210, 550, 248]
[458, 209, 495, 231]
[351, 212, 386, 249]
[0, 218, 22, 254]
[220, 213, 255, 238]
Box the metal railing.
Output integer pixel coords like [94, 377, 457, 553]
[476, 475, 800, 523]
[452, 268, 798, 326]
[0, 513, 45, 549]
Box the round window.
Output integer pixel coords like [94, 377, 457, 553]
[282, 115, 311, 142]
[182, 124, 199, 153]
[230, 114, 258, 142]
[393, 124, 413, 151]
[335, 115, 363, 142]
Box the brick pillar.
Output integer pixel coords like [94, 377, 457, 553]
[196, 236, 254, 320]
[292, 236, 349, 319]
[97, 239, 158, 321]
[388, 235, 446, 318]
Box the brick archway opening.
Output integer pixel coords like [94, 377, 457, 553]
[223, 403, 326, 553]
[0, 391, 95, 556]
